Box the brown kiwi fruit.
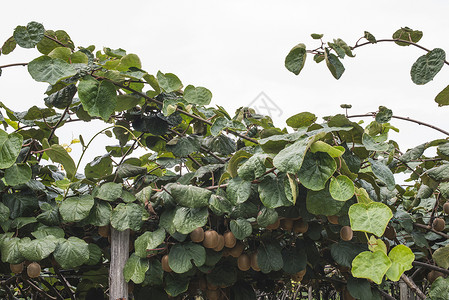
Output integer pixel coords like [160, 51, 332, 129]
[427, 270, 444, 283]
[10, 263, 23, 274]
[213, 234, 225, 252]
[433, 218, 446, 232]
[250, 252, 260, 271]
[190, 227, 205, 243]
[203, 230, 219, 249]
[237, 254, 251, 271]
[222, 248, 231, 257]
[223, 231, 237, 248]
[280, 218, 294, 231]
[161, 254, 172, 272]
[206, 289, 220, 300]
[229, 241, 245, 258]
[327, 215, 339, 225]
[27, 262, 41, 278]
[444, 202, 449, 215]
[384, 225, 396, 240]
[291, 269, 306, 282]
[98, 225, 110, 238]
[343, 288, 355, 300]
[340, 226, 353, 241]
[293, 219, 308, 234]
[266, 218, 280, 230]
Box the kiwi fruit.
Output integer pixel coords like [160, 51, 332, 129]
[250, 252, 260, 271]
[213, 234, 225, 252]
[27, 262, 41, 278]
[223, 231, 236, 248]
[384, 225, 396, 240]
[327, 215, 339, 225]
[433, 218, 446, 232]
[203, 230, 219, 249]
[266, 218, 280, 230]
[190, 227, 205, 243]
[343, 288, 355, 300]
[340, 226, 353, 241]
[229, 241, 245, 258]
[161, 254, 172, 272]
[293, 219, 308, 234]
[444, 202, 449, 215]
[237, 254, 251, 271]
[427, 270, 444, 283]
[280, 218, 294, 231]
[98, 225, 110, 238]
[291, 269, 306, 282]
[10, 263, 23, 274]
[206, 289, 220, 300]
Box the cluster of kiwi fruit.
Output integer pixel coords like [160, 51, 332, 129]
[10, 262, 41, 278]
[265, 217, 309, 234]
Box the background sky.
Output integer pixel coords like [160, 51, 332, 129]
[1, 0, 449, 164]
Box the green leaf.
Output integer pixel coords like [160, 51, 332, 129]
[37, 30, 74, 55]
[0, 130, 23, 169]
[1, 237, 25, 264]
[94, 182, 123, 201]
[31, 226, 64, 239]
[237, 154, 268, 181]
[349, 202, 393, 237]
[168, 242, 206, 273]
[135, 228, 166, 258]
[426, 164, 449, 181]
[311, 34, 323, 39]
[285, 43, 307, 75]
[59, 195, 94, 222]
[310, 141, 344, 158]
[42, 138, 76, 179]
[208, 194, 232, 216]
[430, 277, 449, 300]
[165, 273, 189, 297]
[230, 218, 253, 240]
[286, 112, 316, 129]
[170, 184, 212, 208]
[329, 175, 355, 201]
[392, 27, 423, 46]
[273, 135, 314, 174]
[281, 240, 307, 274]
[258, 173, 294, 208]
[84, 154, 113, 179]
[364, 31, 377, 43]
[410, 48, 446, 85]
[347, 277, 374, 299]
[110, 203, 144, 231]
[375, 106, 393, 123]
[13, 21, 45, 48]
[19, 237, 57, 261]
[78, 76, 117, 121]
[11, 217, 36, 229]
[116, 54, 142, 71]
[53, 237, 89, 269]
[257, 207, 278, 228]
[385, 245, 414, 281]
[1, 36, 17, 55]
[435, 85, 449, 107]
[115, 94, 143, 111]
[306, 185, 346, 216]
[226, 177, 252, 205]
[257, 242, 283, 273]
[28, 56, 76, 85]
[124, 253, 149, 284]
[0, 202, 10, 223]
[325, 51, 345, 79]
[157, 71, 182, 93]
[207, 261, 237, 287]
[331, 241, 367, 268]
[183, 85, 212, 105]
[86, 243, 102, 265]
[173, 207, 208, 234]
[351, 250, 392, 284]
[432, 245, 449, 269]
[166, 135, 201, 157]
[4, 192, 38, 219]
[298, 152, 336, 191]
[85, 200, 112, 226]
[369, 158, 395, 191]
[4, 163, 31, 186]
[362, 133, 389, 152]
[44, 84, 77, 109]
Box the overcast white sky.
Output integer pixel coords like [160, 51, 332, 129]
[1, 0, 449, 163]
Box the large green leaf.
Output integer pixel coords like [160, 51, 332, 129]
[256, 207, 278, 228]
[310, 141, 344, 157]
[31, 226, 64, 239]
[330, 241, 367, 268]
[432, 245, 449, 269]
[430, 277, 449, 300]
[18, 237, 57, 261]
[86, 243, 102, 265]
[362, 133, 389, 152]
[298, 152, 336, 191]
[124, 253, 149, 284]
[3, 192, 38, 219]
[226, 177, 252, 204]
[110, 203, 144, 231]
[281, 240, 307, 274]
[0, 203, 10, 223]
[257, 242, 283, 273]
[166, 135, 201, 157]
[135, 228, 166, 258]
[94, 182, 123, 201]
[385, 245, 414, 281]
[183, 85, 212, 105]
[237, 154, 268, 181]
[329, 175, 355, 201]
[325, 51, 345, 79]
[84, 154, 113, 179]
[1, 237, 25, 264]
[273, 135, 313, 174]
[347, 277, 374, 300]
[169, 184, 212, 208]
[78, 75, 117, 121]
[157, 71, 182, 93]
[411, 48, 446, 85]
[392, 27, 423, 46]
[285, 43, 307, 75]
[286, 112, 316, 128]
[168, 242, 206, 273]
[351, 250, 392, 284]
[85, 200, 112, 226]
[4, 163, 31, 186]
[349, 202, 393, 237]
[0, 130, 23, 169]
[53, 237, 89, 269]
[13, 21, 45, 48]
[116, 54, 142, 71]
[258, 173, 294, 208]
[59, 195, 94, 222]
[208, 194, 232, 216]
[230, 218, 253, 240]
[173, 207, 208, 234]
[28, 56, 76, 85]
[306, 186, 346, 216]
[435, 85, 449, 107]
[369, 158, 395, 191]
[426, 164, 449, 181]
[165, 273, 189, 297]
[42, 138, 76, 179]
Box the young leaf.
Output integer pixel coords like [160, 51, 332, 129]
[351, 250, 392, 284]
[349, 202, 393, 237]
[285, 43, 307, 75]
[13, 21, 45, 48]
[410, 48, 446, 85]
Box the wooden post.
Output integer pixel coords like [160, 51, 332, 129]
[109, 228, 130, 300]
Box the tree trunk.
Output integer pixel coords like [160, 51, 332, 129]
[109, 228, 130, 300]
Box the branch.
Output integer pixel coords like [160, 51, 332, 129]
[52, 262, 75, 300]
[25, 279, 57, 300]
[0, 62, 28, 68]
[400, 274, 426, 299]
[44, 35, 73, 51]
[414, 222, 449, 239]
[413, 261, 449, 275]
